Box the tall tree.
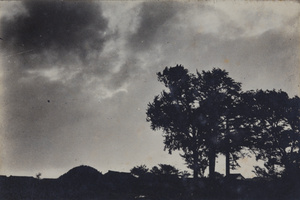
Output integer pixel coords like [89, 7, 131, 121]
[146, 65, 206, 179]
[194, 69, 243, 178]
[147, 65, 244, 179]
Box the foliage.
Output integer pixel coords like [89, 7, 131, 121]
[247, 90, 300, 179]
[150, 164, 180, 176]
[146, 65, 245, 179]
[130, 165, 149, 178]
[147, 65, 300, 180]
[194, 68, 244, 178]
[146, 65, 205, 178]
[130, 164, 191, 180]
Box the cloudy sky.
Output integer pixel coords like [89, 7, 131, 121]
[0, 1, 299, 178]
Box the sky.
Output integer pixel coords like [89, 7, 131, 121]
[0, 1, 299, 179]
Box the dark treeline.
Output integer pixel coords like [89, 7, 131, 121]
[146, 65, 300, 180]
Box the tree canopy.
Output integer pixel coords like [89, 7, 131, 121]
[147, 65, 300, 180]
[147, 65, 246, 179]
[245, 90, 300, 179]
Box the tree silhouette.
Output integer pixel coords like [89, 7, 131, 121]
[194, 69, 243, 178]
[147, 65, 244, 179]
[130, 165, 149, 178]
[150, 164, 180, 177]
[247, 90, 300, 179]
[285, 95, 300, 179]
[35, 172, 42, 180]
[146, 65, 206, 179]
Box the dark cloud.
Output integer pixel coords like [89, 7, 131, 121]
[1, 1, 108, 65]
[0, 0, 110, 131]
[0, 1, 115, 99]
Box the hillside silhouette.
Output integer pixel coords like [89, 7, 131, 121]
[59, 165, 103, 183]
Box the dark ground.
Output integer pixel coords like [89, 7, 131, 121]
[1, 166, 300, 200]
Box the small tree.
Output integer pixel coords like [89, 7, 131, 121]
[36, 172, 42, 180]
[179, 170, 191, 179]
[130, 165, 149, 178]
[150, 164, 180, 176]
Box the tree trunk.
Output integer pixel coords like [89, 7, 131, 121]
[193, 151, 199, 180]
[193, 169, 198, 180]
[225, 150, 230, 177]
[208, 147, 216, 179]
[225, 120, 230, 177]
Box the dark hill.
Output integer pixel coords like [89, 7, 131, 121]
[58, 165, 104, 189]
[57, 165, 106, 198]
[59, 165, 102, 181]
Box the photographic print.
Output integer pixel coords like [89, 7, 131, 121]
[0, 1, 299, 199]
